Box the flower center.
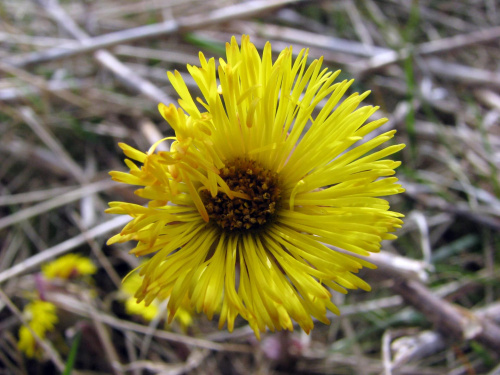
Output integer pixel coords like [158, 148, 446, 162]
[201, 159, 281, 231]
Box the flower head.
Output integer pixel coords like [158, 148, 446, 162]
[42, 253, 97, 280]
[18, 300, 58, 358]
[121, 270, 193, 329]
[107, 35, 404, 338]
[122, 272, 159, 321]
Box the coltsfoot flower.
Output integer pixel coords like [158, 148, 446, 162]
[121, 270, 193, 330]
[18, 300, 58, 358]
[107, 35, 405, 338]
[42, 253, 97, 280]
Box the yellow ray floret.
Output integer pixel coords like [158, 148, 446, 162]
[121, 270, 193, 330]
[106, 35, 405, 337]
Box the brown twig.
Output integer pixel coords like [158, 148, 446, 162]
[0, 215, 130, 284]
[352, 25, 500, 74]
[7, 0, 301, 68]
[32, 0, 174, 105]
[391, 277, 500, 355]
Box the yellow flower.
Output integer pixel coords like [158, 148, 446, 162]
[18, 300, 58, 358]
[42, 253, 97, 280]
[121, 271, 193, 330]
[122, 271, 160, 321]
[107, 35, 404, 338]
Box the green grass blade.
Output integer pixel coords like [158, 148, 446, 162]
[63, 330, 82, 375]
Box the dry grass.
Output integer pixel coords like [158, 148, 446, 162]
[1, 0, 500, 374]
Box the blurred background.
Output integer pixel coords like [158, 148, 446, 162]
[1, 0, 499, 374]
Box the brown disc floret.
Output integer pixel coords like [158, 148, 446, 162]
[201, 159, 281, 232]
